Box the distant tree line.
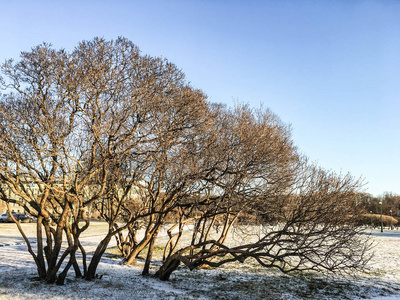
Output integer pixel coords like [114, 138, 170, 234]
[357, 192, 400, 217]
[355, 192, 400, 227]
[0, 37, 371, 285]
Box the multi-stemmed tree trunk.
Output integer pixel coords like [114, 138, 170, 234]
[154, 106, 369, 280]
[0, 42, 94, 284]
[0, 37, 208, 283]
[0, 37, 371, 286]
[155, 162, 370, 280]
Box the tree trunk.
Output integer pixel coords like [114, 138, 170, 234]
[124, 230, 154, 264]
[155, 245, 196, 281]
[142, 234, 157, 276]
[155, 258, 181, 281]
[79, 241, 88, 277]
[35, 216, 47, 279]
[71, 251, 82, 278]
[45, 205, 70, 283]
[56, 259, 73, 285]
[86, 235, 112, 280]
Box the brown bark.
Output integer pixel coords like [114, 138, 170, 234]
[86, 235, 113, 280]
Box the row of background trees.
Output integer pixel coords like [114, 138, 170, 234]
[358, 192, 400, 217]
[0, 37, 373, 285]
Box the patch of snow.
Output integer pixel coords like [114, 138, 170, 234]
[1, 225, 400, 299]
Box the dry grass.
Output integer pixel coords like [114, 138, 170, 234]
[357, 214, 398, 227]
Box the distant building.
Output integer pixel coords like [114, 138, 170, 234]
[0, 179, 36, 214]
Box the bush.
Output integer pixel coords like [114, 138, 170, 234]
[356, 214, 398, 227]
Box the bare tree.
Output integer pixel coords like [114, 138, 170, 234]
[154, 107, 370, 280]
[106, 87, 211, 275]
[0, 37, 209, 283]
[0, 37, 371, 286]
[0, 43, 93, 283]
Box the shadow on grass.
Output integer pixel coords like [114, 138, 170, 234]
[2, 245, 400, 300]
[169, 267, 400, 300]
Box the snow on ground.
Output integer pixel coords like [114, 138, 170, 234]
[1, 224, 400, 299]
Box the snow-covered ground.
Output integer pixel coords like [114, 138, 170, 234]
[1, 223, 400, 299]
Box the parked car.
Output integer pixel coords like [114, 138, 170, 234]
[1, 212, 18, 223]
[0, 213, 8, 222]
[0, 213, 33, 223]
[15, 214, 34, 223]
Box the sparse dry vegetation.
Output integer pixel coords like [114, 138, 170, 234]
[0, 37, 371, 287]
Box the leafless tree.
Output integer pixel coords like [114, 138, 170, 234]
[154, 107, 370, 280]
[106, 91, 212, 276]
[73, 37, 210, 280]
[0, 37, 208, 283]
[0, 43, 92, 284]
[0, 37, 371, 286]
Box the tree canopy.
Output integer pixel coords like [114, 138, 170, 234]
[0, 37, 370, 285]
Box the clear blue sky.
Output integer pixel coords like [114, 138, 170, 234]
[1, 0, 399, 196]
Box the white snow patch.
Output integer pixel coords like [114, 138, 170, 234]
[1, 225, 400, 299]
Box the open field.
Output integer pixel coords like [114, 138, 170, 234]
[1, 223, 400, 299]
